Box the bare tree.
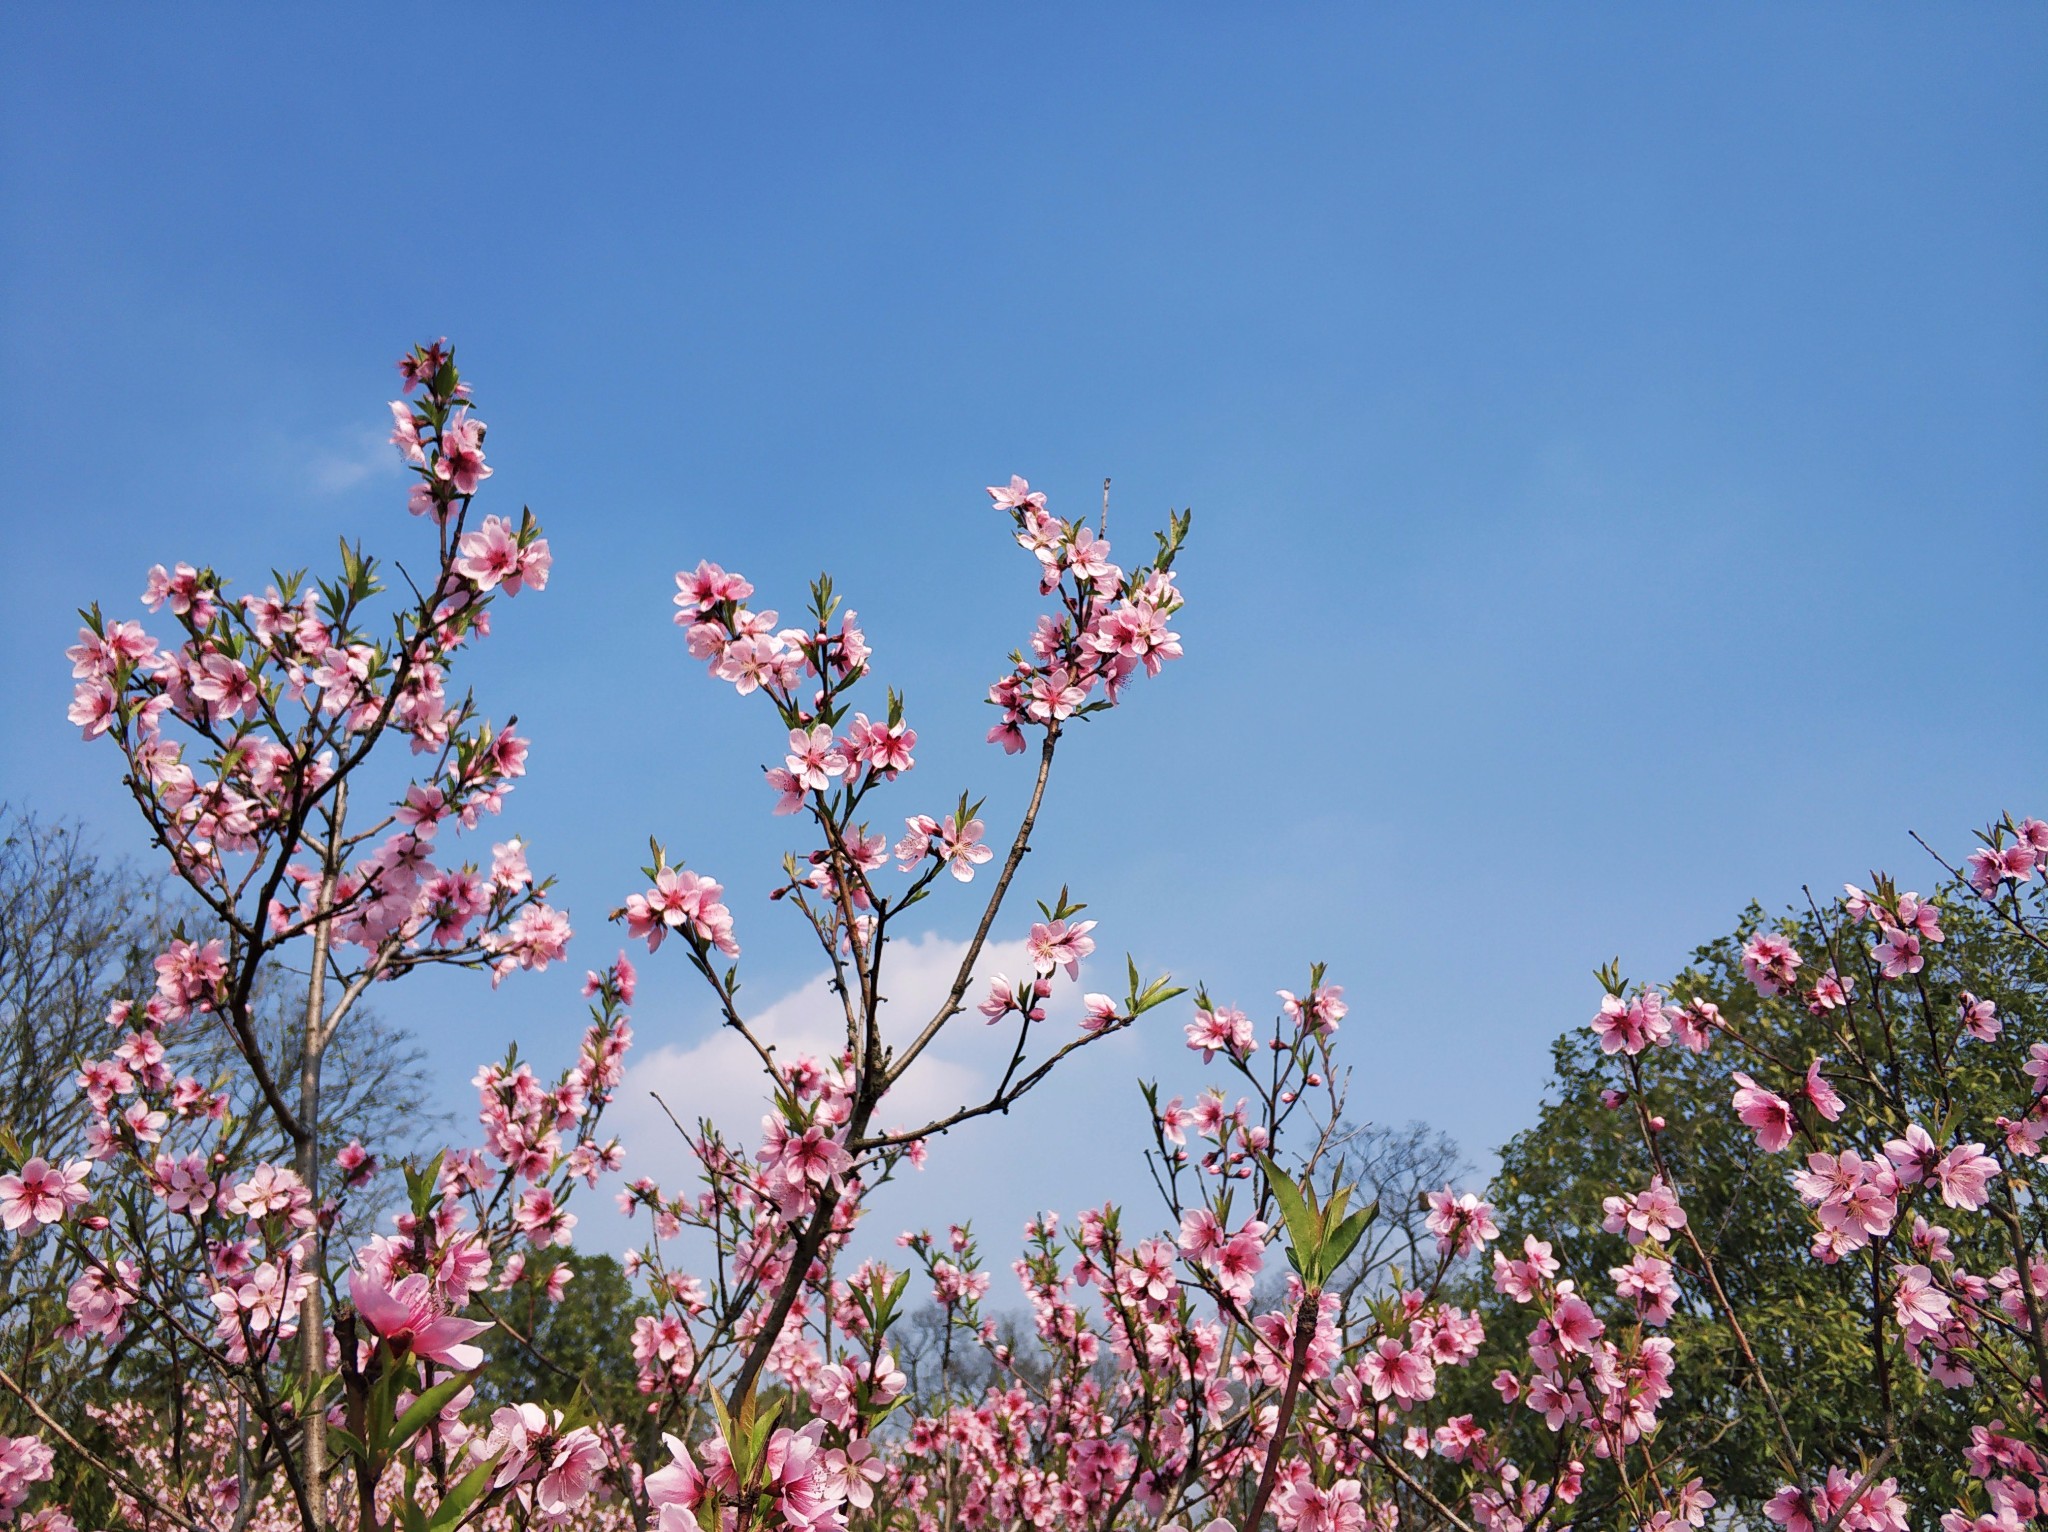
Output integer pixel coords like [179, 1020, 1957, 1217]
[0, 805, 162, 1154]
[0, 804, 442, 1489]
[1323, 1120, 1471, 1310]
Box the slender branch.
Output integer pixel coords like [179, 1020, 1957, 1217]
[887, 730, 1058, 1089]
[0, 1362, 205, 1530]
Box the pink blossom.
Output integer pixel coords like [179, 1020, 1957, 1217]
[1590, 990, 1672, 1055]
[1276, 1477, 1366, 1532]
[1932, 1142, 2000, 1210]
[1874, 926, 1923, 979]
[1731, 1072, 1797, 1153]
[987, 475, 1048, 515]
[434, 409, 492, 495]
[1803, 1058, 1845, 1122]
[1959, 992, 2001, 1042]
[534, 1426, 607, 1517]
[938, 817, 993, 882]
[349, 1268, 491, 1371]
[625, 867, 738, 956]
[1425, 1189, 1500, 1258]
[1026, 918, 1097, 980]
[67, 679, 117, 738]
[783, 725, 848, 793]
[1601, 1176, 1687, 1246]
[1740, 933, 1803, 996]
[455, 515, 549, 595]
[1360, 1337, 1436, 1405]
[388, 401, 426, 464]
[672, 560, 754, 620]
[1610, 1251, 1680, 1325]
[843, 712, 915, 776]
[1185, 1005, 1253, 1062]
[1892, 1263, 1952, 1342]
[0, 1159, 91, 1232]
[1278, 985, 1347, 1037]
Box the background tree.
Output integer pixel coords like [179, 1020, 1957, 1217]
[0, 802, 441, 1523]
[0, 805, 162, 1153]
[476, 1253, 642, 1430]
[1468, 882, 2025, 1516]
[1323, 1118, 1468, 1309]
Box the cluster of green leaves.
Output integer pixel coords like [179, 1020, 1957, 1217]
[1456, 882, 2048, 1517]
[1258, 1154, 1377, 1291]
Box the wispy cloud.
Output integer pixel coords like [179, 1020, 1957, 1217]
[305, 427, 405, 494]
[611, 932, 1036, 1185]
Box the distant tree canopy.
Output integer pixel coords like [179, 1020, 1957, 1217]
[1465, 880, 2035, 1516]
[0, 803, 441, 1517]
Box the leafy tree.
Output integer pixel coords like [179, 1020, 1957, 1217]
[1468, 882, 2034, 1517]
[477, 1253, 642, 1430]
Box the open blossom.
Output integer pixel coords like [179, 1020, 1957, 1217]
[1425, 1189, 1500, 1257]
[987, 474, 1048, 515]
[1873, 925, 1923, 979]
[1026, 918, 1096, 980]
[1279, 985, 1346, 1037]
[938, 817, 992, 882]
[1493, 1235, 1560, 1303]
[1932, 1142, 2000, 1210]
[1590, 990, 1671, 1055]
[0, 1158, 91, 1232]
[534, 1427, 608, 1517]
[1611, 1250, 1680, 1325]
[624, 866, 739, 955]
[1277, 1477, 1366, 1532]
[1731, 1072, 1797, 1153]
[1765, 1471, 1909, 1532]
[1959, 991, 2001, 1042]
[783, 725, 848, 793]
[350, 1268, 492, 1370]
[672, 559, 754, 620]
[388, 400, 426, 464]
[1803, 1058, 1844, 1122]
[843, 712, 915, 776]
[1740, 932, 1803, 996]
[1968, 839, 2038, 895]
[435, 408, 492, 494]
[1892, 1263, 1952, 1342]
[455, 514, 551, 595]
[1186, 1004, 1253, 1062]
[0, 1434, 56, 1518]
[1601, 1176, 1687, 1245]
[1360, 1337, 1436, 1405]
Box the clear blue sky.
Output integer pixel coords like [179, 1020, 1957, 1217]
[3, 10, 2044, 1244]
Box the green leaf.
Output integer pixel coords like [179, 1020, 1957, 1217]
[325, 1423, 368, 1463]
[390, 1371, 475, 1455]
[1322, 1201, 1378, 1275]
[1256, 1154, 1322, 1281]
[709, 1388, 746, 1479]
[426, 1459, 499, 1531]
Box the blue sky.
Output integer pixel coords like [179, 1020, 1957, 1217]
[3, 9, 2044, 1251]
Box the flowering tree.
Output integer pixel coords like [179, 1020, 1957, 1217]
[3, 341, 2043, 1532]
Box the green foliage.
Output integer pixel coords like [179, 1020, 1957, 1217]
[476, 1252, 642, 1428]
[1257, 1153, 1377, 1290]
[1461, 887, 2045, 1517]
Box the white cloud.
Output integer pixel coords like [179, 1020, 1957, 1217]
[611, 932, 1036, 1182]
[301, 423, 405, 491]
